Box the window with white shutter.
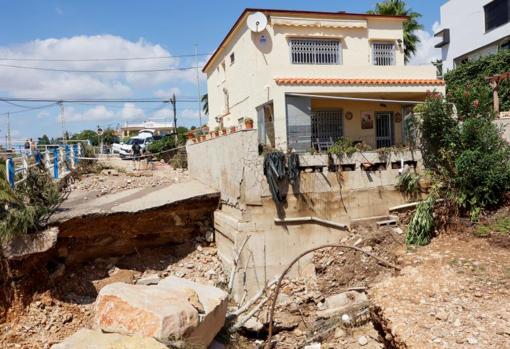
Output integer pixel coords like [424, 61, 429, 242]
[289, 39, 341, 65]
[372, 42, 395, 66]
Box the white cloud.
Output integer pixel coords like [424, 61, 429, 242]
[153, 108, 172, 118]
[0, 35, 197, 99]
[180, 108, 201, 119]
[154, 87, 181, 98]
[64, 103, 145, 123]
[408, 22, 441, 65]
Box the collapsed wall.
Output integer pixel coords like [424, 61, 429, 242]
[0, 182, 220, 323]
[187, 130, 423, 301]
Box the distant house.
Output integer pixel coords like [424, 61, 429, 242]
[435, 0, 510, 72]
[119, 121, 174, 138]
[203, 8, 444, 152]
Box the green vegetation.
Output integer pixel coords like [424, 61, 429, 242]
[474, 216, 510, 237]
[71, 128, 118, 146]
[0, 167, 63, 242]
[445, 50, 510, 114]
[396, 169, 421, 200]
[406, 196, 435, 245]
[327, 137, 372, 157]
[368, 0, 423, 63]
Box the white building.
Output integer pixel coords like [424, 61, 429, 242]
[203, 8, 443, 152]
[435, 0, 510, 72]
[118, 120, 174, 138]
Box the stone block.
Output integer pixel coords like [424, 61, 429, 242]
[158, 276, 228, 346]
[317, 291, 368, 319]
[51, 328, 167, 349]
[95, 283, 199, 342]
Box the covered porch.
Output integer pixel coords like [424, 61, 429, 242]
[282, 92, 422, 153]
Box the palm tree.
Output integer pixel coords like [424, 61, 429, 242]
[368, 0, 423, 63]
[201, 94, 209, 115]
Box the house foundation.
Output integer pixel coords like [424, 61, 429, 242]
[187, 130, 422, 301]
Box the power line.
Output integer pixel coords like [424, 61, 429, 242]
[0, 53, 211, 62]
[0, 101, 59, 116]
[0, 97, 200, 103]
[0, 63, 203, 73]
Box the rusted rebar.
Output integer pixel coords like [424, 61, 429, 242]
[264, 243, 401, 349]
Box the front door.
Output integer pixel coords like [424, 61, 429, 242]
[376, 112, 394, 148]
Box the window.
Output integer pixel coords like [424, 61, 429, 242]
[485, 0, 509, 32]
[230, 52, 235, 64]
[290, 39, 341, 65]
[372, 42, 395, 66]
[311, 110, 343, 149]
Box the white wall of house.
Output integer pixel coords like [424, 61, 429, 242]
[436, 0, 510, 72]
[205, 10, 442, 150]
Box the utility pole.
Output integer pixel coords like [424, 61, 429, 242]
[195, 45, 202, 127]
[7, 112, 11, 150]
[170, 93, 177, 144]
[59, 101, 66, 144]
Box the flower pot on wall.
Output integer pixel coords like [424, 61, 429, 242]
[222, 128, 227, 135]
[244, 118, 254, 129]
[230, 126, 237, 134]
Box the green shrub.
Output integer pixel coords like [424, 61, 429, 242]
[406, 196, 436, 245]
[445, 50, 510, 114]
[396, 169, 421, 200]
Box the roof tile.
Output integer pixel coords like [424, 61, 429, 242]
[274, 78, 445, 86]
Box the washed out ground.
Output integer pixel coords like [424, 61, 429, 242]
[1, 166, 509, 348]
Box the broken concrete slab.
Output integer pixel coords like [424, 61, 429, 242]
[136, 273, 161, 286]
[158, 276, 228, 346]
[1, 227, 58, 260]
[95, 282, 199, 343]
[317, 291, 369, 319]
[51, 328, 167, 349]
[95, 277, 228, 347]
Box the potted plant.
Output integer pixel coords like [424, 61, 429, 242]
[222, 127, 227, 135]
[230, 126, 237, 133]
[187, 131, 194, 140]
[202, 125, 210, 134]
[214, 126, 220, 137]
[244, 117, 254, 129]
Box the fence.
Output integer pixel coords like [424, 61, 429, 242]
[4, 143, 83, 188]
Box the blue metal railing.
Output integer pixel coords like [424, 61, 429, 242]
[4, 143, 82, 188]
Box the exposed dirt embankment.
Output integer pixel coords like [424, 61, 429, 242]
[0, 180, 220, 324]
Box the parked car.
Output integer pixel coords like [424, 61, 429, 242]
[118, 133, 155, 159]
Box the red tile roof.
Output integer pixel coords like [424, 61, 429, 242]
[274, 78, 445, 86]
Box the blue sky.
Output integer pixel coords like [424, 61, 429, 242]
[0, 0, 445, 144]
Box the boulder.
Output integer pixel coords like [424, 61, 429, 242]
[95, 277, 228, 347]
[158, 276, 228, 346]
[95, 283, 199, 342]
[317, 291, 368, 319]
[51, 328, 167, 349]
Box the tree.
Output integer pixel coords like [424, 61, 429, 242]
[72, 130, 99, 146]
[38, 134, 50, 145]
[368, 0, 423, 63]
[100, 128, 118, 145]
[201, 94, 209, 115]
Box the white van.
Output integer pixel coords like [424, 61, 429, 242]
[118, 132, 155, 159]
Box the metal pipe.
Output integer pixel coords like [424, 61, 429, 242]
[274, 216, 349, 230]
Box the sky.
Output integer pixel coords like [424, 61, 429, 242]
[0, 0, 445, 144]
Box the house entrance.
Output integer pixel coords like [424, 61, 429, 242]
[257, 102, 275, 148]
[376, 112, 394, 148]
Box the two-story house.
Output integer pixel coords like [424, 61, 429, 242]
[435, 0, 510, 72]
[204, 8, 444, 152]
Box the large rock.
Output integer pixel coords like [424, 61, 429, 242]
[51, 328, 167, 349]
[95, 277, 228, 347]
[96, 283, 199, 342]
[158, 276, 228, 346]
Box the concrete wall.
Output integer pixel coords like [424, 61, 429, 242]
[186, 130, 262, 208]
[205, 10, 442, 150]
[437, 0, 510, 71]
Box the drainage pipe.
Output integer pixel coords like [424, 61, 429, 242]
[274, 216, 349, 231]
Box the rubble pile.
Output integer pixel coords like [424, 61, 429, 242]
[71, 167, 190, 196]
[233, 226, 403, 349]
